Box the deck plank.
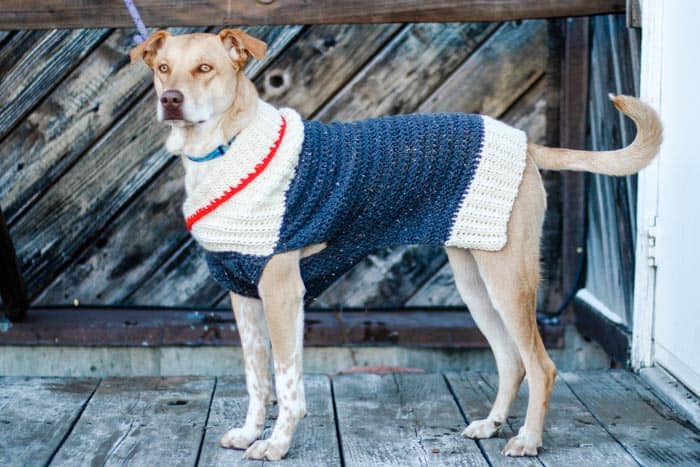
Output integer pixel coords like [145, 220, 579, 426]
[445, 372, 539, 466]
[0, 377, 98, 466]
[480, 372, 639, 466]
[333, 372, 488, 466]
[198, 374, 339, 466]
[49, 377, 215, 467]
[562, 370, 700, 466]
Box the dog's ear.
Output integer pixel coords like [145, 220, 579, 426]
[218, 29, 267, 66]
[129, 30, 171, 67]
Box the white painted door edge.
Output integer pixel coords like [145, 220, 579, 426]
[632, 0, 663, 370]
[639, 366, 700, 429]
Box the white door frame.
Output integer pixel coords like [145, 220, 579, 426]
[632, 0, 663, 370]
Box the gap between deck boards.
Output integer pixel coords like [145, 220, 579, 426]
[1, 370, 698, 466]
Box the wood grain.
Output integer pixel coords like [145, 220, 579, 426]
[49, 377, 215, 466]
[0, 377, 98, 466]
[0, 0, 626, 30]
[0, 30, 47, 83]
[0, 28, 109, 143]
[259, 24, 402, 117]
[562, 371, 700, 466]
[0, 27, 203, 224]
[444, 372, 539, 466]
[480, 372, 638, 466]
[12, 26, 301, 302]
[333, 372, 488, 466]
[316, 22, 497, 121]
[198, 375, 340, 466]
[418, 20, 546, 114]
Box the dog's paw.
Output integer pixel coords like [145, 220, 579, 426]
[243, 439, 288, 461]
[501, 431, 541, 457]
[462, 418, 502, 439]
[219, 427, 258, 450]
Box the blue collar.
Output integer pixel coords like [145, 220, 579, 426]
[186, 136, 235, 163]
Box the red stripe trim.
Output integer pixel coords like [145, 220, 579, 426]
[185, 116, 287, 231]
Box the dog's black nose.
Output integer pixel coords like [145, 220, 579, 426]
[160, 90, 184, 109]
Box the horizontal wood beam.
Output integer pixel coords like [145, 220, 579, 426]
[0, 306, 565, 348]
[0, 0, 626, 30]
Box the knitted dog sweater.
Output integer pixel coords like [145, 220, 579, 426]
[183, 100, 527, 298]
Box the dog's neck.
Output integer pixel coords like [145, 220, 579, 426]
[166, 73, 260, 157]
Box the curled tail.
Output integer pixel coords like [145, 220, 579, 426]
[528, 94, 662, 175]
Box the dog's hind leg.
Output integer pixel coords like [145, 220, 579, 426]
[220, 293, 273, 450]
[471, 157, 556, 456]
[446, 247, 524, 440]
[244, 250, 306, 461]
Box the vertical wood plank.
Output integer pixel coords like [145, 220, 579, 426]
[562, 370, 700, 465]
[559, 17, 589, 318]
[333, 372, 489, 466]
[542, 19, 565, 313]
[0, 377, 98, 466]
[49, 377, 215, 467]
[198, 375, 340, 466]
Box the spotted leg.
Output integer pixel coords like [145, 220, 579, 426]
[220, 293, 273, 450]
[244, 251, 306, 461]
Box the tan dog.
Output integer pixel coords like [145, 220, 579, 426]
[131, 29, 662, 460]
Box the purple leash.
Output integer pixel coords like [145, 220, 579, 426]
[122, 0, 149, 44]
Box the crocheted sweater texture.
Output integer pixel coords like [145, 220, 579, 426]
[182, 100, 527, 298]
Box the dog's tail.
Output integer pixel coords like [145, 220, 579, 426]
[528, 94, 662, 176]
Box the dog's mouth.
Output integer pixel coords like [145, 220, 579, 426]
[161, 106, 206, 126]
[164, 118, 206, 127]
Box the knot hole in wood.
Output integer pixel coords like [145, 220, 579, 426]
[263, 69, 291, 97]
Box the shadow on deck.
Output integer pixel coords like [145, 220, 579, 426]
[1, 370, 699, 466]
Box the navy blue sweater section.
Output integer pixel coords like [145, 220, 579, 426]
[205, 112, 484, 298]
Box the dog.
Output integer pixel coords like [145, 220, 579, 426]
[130, 29, 662, 460]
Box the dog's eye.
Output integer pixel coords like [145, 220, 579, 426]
[198, 64, 212, 73]
[158, 64, 169, 73]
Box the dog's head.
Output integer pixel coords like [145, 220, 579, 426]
[130, 29, 267, 126]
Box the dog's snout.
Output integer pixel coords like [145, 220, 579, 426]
[160, 90, 184, 109]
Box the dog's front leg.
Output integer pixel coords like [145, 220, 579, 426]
[244, 251, 306, 461]
[220, 293, 273, 450]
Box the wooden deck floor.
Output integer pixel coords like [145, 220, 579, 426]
[1, 370, 698, 466]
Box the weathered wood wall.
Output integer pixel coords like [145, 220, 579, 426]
[0, 20, 559, 310]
